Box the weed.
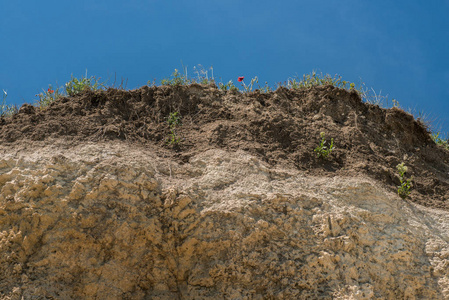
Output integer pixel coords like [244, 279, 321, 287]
[240, 76, 259, 92]
[288, 71, 354, 91]
[392, 99, 400, 108]
[5, 72, 108, 115]
[110, 73, 128, 90]
[193, 64, 214, 85]
[168, 111, 181, 127]
[36, 85, 63, 108]
[432, 132, 449, 150]
[396, 163, 413, 199]
[360, 87, 390, 107]
[286, 72, 395, 109]
[314, 132, 335, 158]
[167, 129, 182, 145]
[219, 80, 239, 92]
[406, 106, 434, 129]
[258, 81, 272, 93]
[160, 65, 217, 87]
[0, 90, 18, 117]
[35, 73, 104, 109]
[276, 81, 287, 89]
[167, 112, 182, 145]
[357, 82, 443, 141]
[65, 72, 105, 96]
[161, 69, 190, 86]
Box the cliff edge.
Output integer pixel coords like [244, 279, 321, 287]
[1, 84, 449, 299]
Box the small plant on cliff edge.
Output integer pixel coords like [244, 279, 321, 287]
[288, 71, 355, 91]
[392, 99, 400, 108]
[65, 73, 105, 96]
[161, 68, 190, 86]
[259, 81, 272, 93]
[432, 132, 449, 150]
[219, 80, 239, 92]
[238, 76, 258, 92]
[36, 86, 63, 108]
[167, 111, 182, 145]
[397, 163, 413, 199]
[0, 89, 18, 117]
[193, 64, 215, 85]
[314, 132, 335, 158]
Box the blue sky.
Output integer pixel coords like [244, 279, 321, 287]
[1, 1, 448, 136]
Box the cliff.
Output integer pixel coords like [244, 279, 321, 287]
[1, 84, 449, 299]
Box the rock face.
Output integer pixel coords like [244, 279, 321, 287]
[1, 142, 448, 299]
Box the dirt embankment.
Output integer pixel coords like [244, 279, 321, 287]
[1, 84, 448, 210]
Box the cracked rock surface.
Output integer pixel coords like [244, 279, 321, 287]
[1, 142, 448, 299]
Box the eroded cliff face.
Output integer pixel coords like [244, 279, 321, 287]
[1, 142, 448, 299]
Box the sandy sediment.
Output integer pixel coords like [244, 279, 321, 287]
[1, 142, 448, 299]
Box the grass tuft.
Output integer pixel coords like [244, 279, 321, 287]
[0, 90, 18, 117]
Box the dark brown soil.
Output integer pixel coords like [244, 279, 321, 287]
[1, 84, 448, 210]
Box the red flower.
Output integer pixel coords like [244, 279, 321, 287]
[48, 88, 54, 94]
[238, 76, 244, 82]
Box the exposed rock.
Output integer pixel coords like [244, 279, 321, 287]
[1, 142, 448, 299]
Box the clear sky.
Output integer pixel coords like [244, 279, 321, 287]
[1, 1, 448, 136]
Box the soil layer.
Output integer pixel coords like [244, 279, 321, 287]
[1, 84, 448, 209]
